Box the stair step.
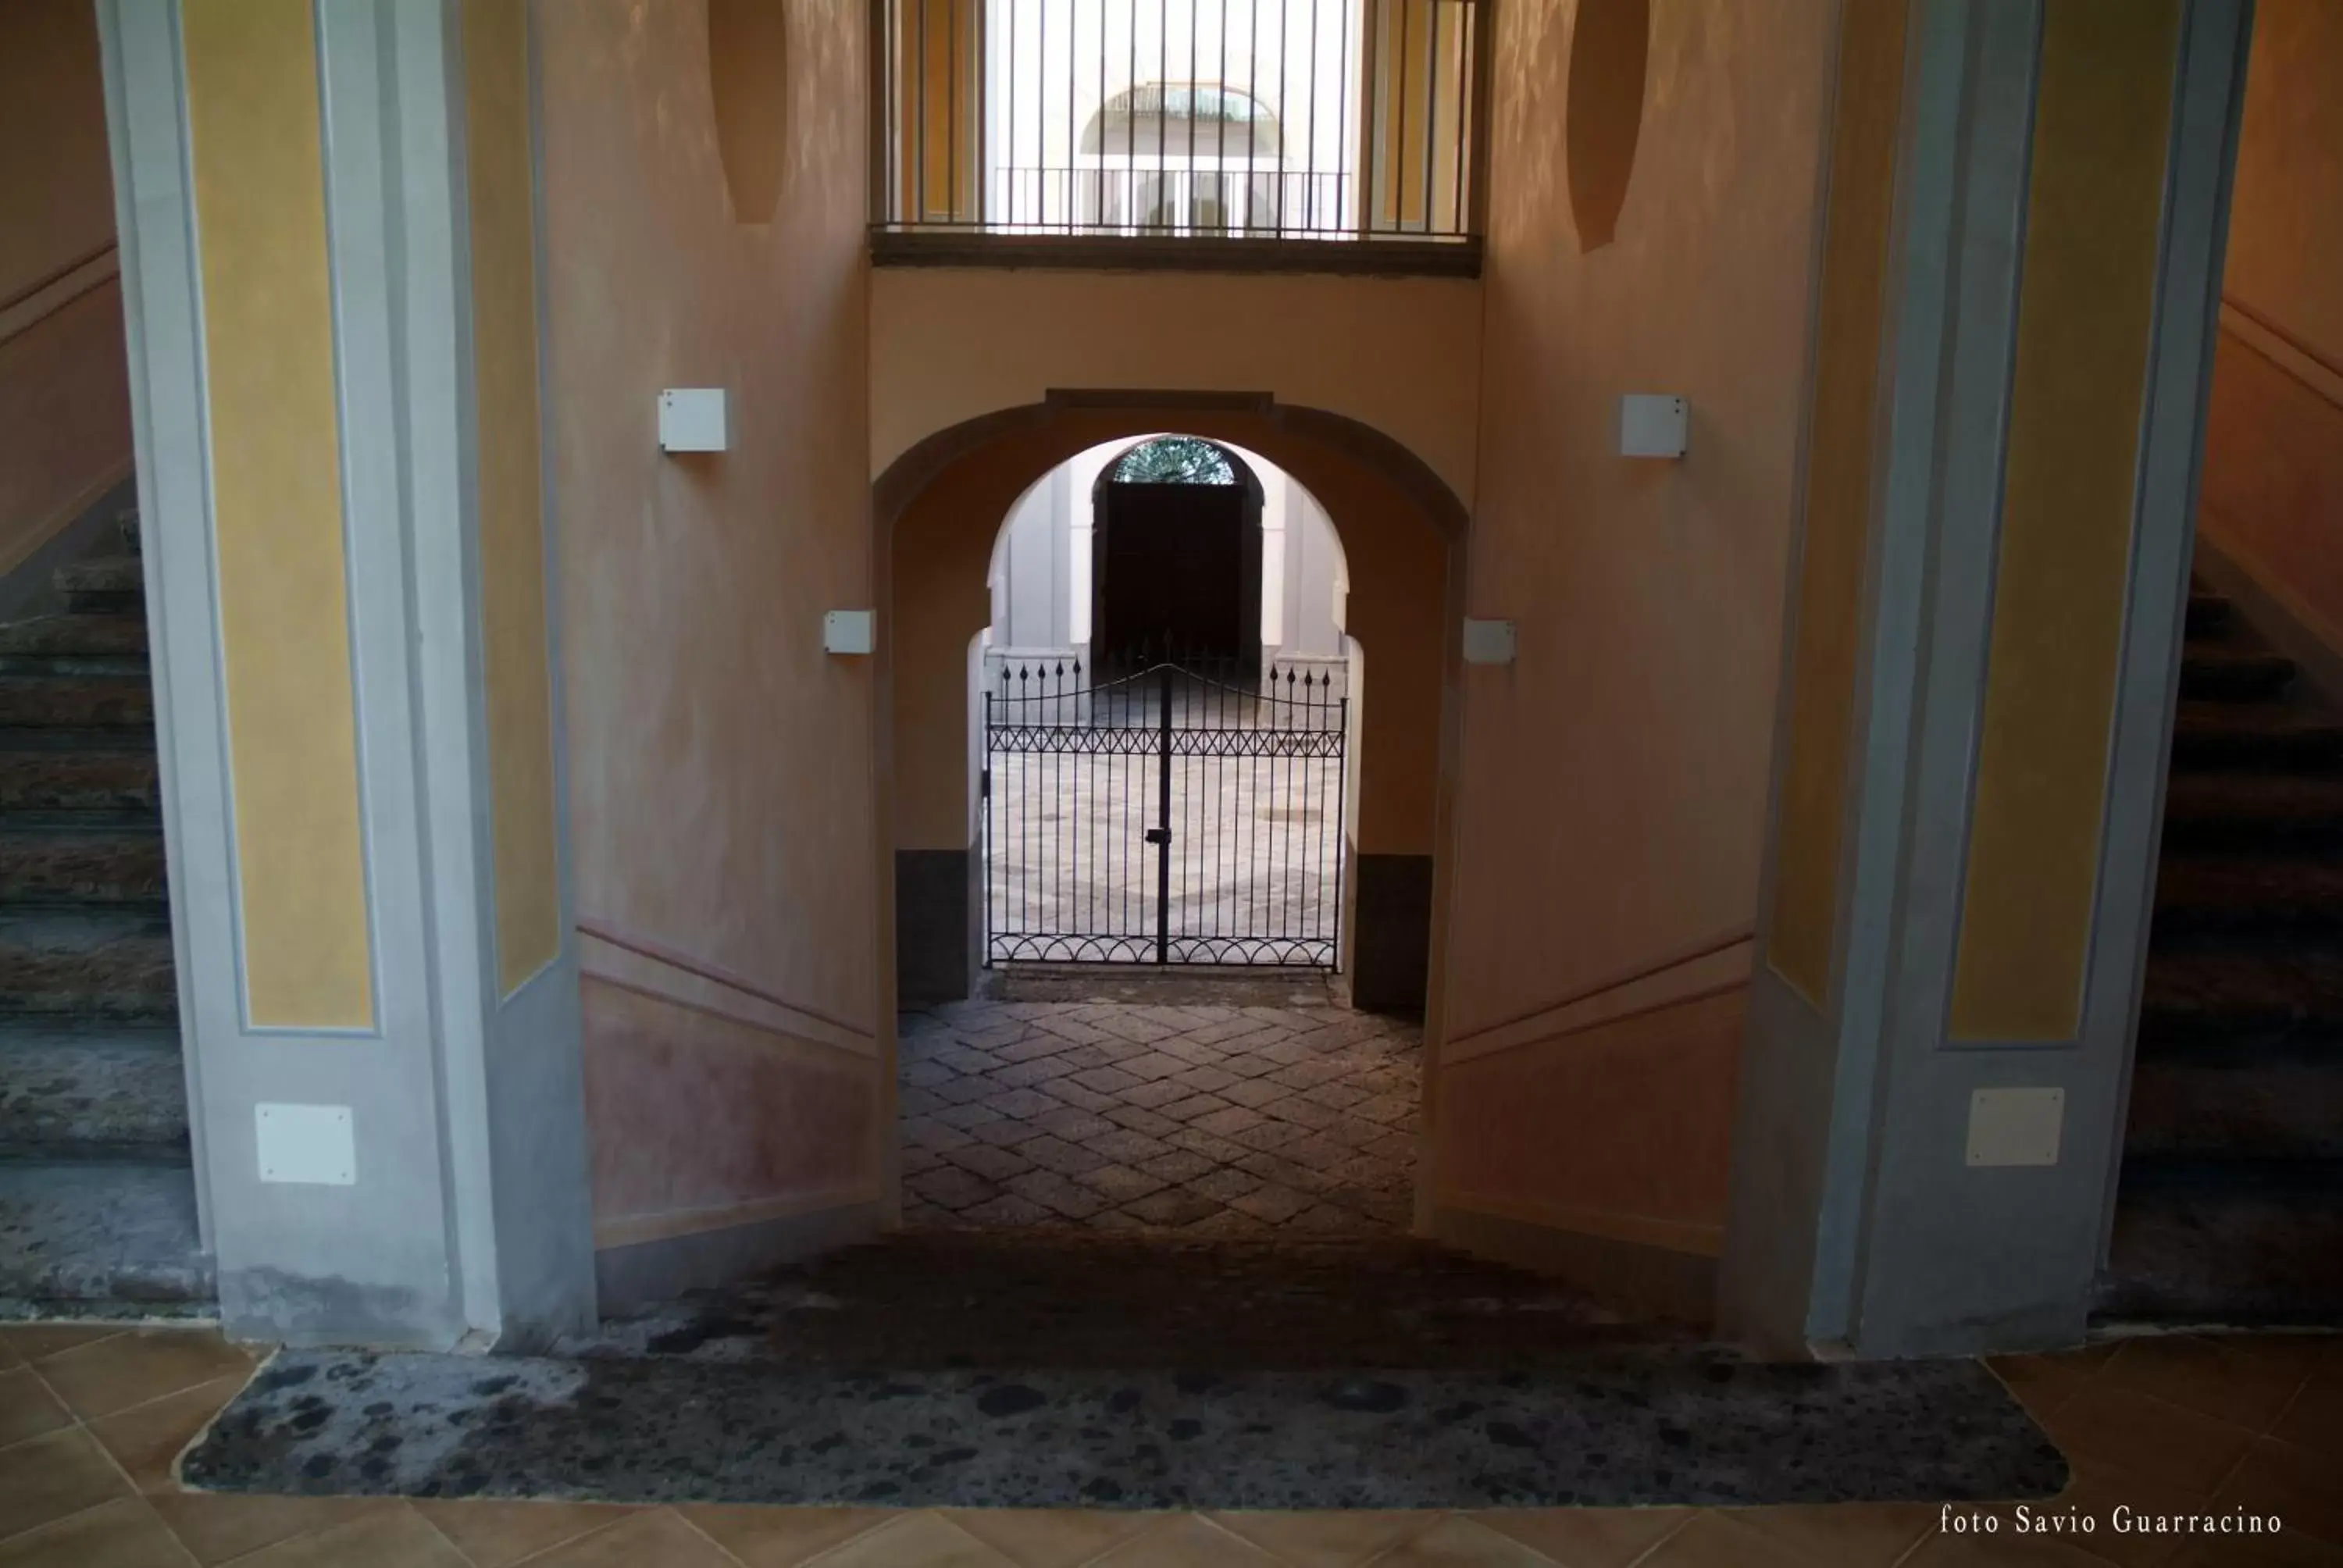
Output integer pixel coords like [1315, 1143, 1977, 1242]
[0, 615, 148, 675]
[2150, 857, 2343, 941]
[0, 913, 176, 1024]
[2125, 1057, 2343, 1160]
[2167, 702, 2343, 772]
[2177, 648, 2296, 704]
[0, 750, 160, 815]
[2101, 1160, 2343, 1325]
[2135, 949, 2343, 1055]
[2159, 773, 2343, 853]
[2184, 592, 2232, 635]
[0, 1030, 187, 1160]
[0, 674, 155, 730]
[54, 556, 144, 616]
[0, 1161, 210, 1306]
[0, 824, 167, 907]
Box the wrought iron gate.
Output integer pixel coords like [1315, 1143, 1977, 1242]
[984, 660, 1347, 967]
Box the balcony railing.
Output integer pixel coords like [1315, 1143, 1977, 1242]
[872, 0, 1485, 257]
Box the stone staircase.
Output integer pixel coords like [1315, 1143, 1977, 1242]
[2102, 579, 2343, 1323]
[0, 508, 210, 1312]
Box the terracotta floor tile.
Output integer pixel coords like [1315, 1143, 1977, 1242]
[144, 1491, 401, 1566]
[224, 1503, 469, 1567]
[1901, 1527, 2122, 1567]
[408, 1500, 640, 1567]
[31, 1331, 255, 1423]
[679, 1504, 897, 1566]
[0, 1370, 72, 1450]
[797, 1510, 1020, 1567]
[2099, 1338, 2321, 1434]
[2040, 1465, 2205, 1568]
[1724, 1503, 1939, 1566]
[1635, 1513, 1819, 1568]
[2162, 1533, 2343, 1568]
[0, 1427, 133, 1541]
[0, 1324, 126, 1363]
[2269, 1364, 2343, 1460]
[1079, 1513, 1288, 1566]
[2042, 1384, 2259, 1497]
[1207, 1509, 1435, 1566]
[2215, 1437, 2343, 1548]
[946, 1507, 1170, 1567]
[1471, 1506, 1695, 1567]
[84, 1376, 248, 1493]
[1993, 1353, 2114, 1424]
[1364, 1514, 1561, 1566]
[516, 1509, 740, 1567]
[0, 1497, 191, 1568]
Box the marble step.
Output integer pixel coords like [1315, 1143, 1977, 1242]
[0, 615, 148, 676]
[2167, 701, 2343, 773]
[0, 1160, 210, 1306]
[0, 673, 155, 729]
[2101, 1160, 2343, 1326]
[2150, 857, 2343, 941]
[0, 911, 177, 1023]
[2134, 948, 2343, 1057]
[0, 1030, 187, 1160]
[0, 750, 160, 816]
[2177, 647, 2295, 704]
[2124, 1057, 2343, 1161]
[2184, 591, 2231, 636]
[0, 823, 168, 907]
[55, 556, 145, 616]
[2159, 773, 2343, 853]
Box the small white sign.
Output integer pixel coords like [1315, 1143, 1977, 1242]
[823, 608, 876, 655]
[658, 388, 728, 452]
[1965, 1087, 2063, 1167]
[256, 1103, 356, 1186]
[1619, 394, 1689, 458]
[1462, 618, 1517, 665]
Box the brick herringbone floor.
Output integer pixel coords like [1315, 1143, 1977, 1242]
[897, 1000, 1420, 1232]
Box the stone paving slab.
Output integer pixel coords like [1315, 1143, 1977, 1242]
[899, 998, 1418, 1234]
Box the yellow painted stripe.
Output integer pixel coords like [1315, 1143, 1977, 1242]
[1765, 0, 1909, 1006]
[1949, 0, 2181, 1040]
[184, 0, 374, 1029]
[463, 0, 562, 995]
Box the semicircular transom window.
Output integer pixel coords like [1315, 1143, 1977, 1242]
[1082, 83, 1282, 158]
[1111, 437, 1239, 485]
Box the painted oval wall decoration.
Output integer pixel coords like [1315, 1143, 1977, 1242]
[1565, 0, 1650, 251]
[708, 0, 789, 224]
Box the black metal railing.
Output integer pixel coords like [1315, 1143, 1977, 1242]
[878, 0, 1482, 241]
[984, 657, 1348, 967]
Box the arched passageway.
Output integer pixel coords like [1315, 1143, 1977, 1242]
[876, 393, 1464, 1021]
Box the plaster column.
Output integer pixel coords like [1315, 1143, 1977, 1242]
[100, 0, 594, 1347]
[1719, 0, 2249, 1357]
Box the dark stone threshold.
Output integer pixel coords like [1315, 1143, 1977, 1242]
[870, 227, 1483, 280]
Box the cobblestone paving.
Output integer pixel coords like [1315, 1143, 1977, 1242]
[897, 1000, 1420, 1233]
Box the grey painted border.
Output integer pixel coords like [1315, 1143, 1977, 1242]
[2084, 0, 2253, 1266]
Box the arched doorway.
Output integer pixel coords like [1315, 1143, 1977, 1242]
[1089, 436, 1265, 678]
[879, 391, 1461, 1021]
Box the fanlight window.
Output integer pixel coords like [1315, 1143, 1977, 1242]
[1112, 437, 1239, 485]
[1082, 83, 1282, 158]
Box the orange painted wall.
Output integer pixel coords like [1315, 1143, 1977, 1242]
[1433, 0, 1835, 1275]
[0, 0, 131, 576]
[537, 0, 883, 1252]
[2197, 0, 2343, 656]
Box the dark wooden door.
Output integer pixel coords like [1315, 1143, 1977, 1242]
[1094, 482, 1260, 673]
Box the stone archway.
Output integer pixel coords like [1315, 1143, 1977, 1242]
[875, 392, 1465, 1030]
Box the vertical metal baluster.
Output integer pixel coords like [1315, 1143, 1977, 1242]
[1158, 0, 1171, 230]
[1421, 0, 1439, 236]
[1156, 665, 1172, 964]
[1451, 0, 1469, 234]
[1275, 0, 1289, 233]
[915, 0, 929, 219]
[947, 0, 959, 221]
[1306, 0, 1319, 231]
